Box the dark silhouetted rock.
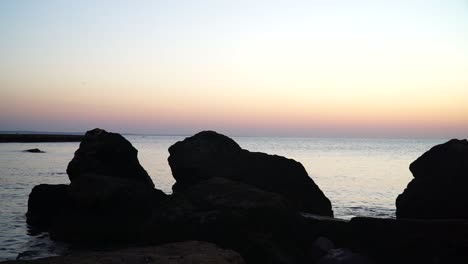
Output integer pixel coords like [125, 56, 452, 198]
[3, 241, 246, 264]
[23, 148, 45, 153]
[48, 173, 166, 243]
[182, 177, 292, 211]
[348, 217, 468, 264]
[396, 139, 468, 219]
[67, 128, 154, 188]
[168, 130, 333, 216]
[311, 236, 336, 261]
[304, 216, 468, 264]
[26, 184, 70, 229]
[147, 177, 316, 264]
[26, 129, 167, 243]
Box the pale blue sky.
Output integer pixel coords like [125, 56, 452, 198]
[1, 1, 468, 137]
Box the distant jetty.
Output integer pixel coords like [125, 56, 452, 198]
[0, 134, 83, 143]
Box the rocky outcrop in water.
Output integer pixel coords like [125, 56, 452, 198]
[396, 139, 468, 219]
[26, 129, 328, 263]
[23, 148, 45, 153]
[2, 241, 246, 264]
[168, 131, 333, 216]
[67, 128, 154, 188]
[27, 128, 166, 243]
[25, 129, 468, 264]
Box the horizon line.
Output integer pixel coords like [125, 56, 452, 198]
[0, 129, 459, 141]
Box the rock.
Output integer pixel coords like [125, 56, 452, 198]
[26, 184, 70, 229]
[26, 177, 166, 243]
[146, 178, 316, 263]
[27, 129, 167, 243]
[1, 241, 246, 264]
[168, 131, 333, 216]
[396, 139, 468, 219]
[182, 177, 292, 211]
[67, 128, 154, 188]
[68, 173, 164, 212]
[314, 237, 335, 253]
[47, 174, 166, 243]
[317, 248, 373, 264]
[304, 216, 468, 264]
[345, 217, 468, 264]
[23, 148, 45, 153]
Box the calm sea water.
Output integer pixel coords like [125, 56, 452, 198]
[0, 135, 444, 260]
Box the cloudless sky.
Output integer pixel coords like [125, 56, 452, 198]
[1, 0, 467, 138]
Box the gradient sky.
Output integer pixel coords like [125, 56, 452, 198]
[1, 0, 467, 137]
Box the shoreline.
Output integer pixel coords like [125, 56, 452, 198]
[2, 129, 467, 263]
[0, 134, 83, 143]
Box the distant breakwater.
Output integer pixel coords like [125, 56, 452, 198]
[0, 134, 83, 143]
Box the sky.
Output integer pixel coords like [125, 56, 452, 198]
[1, 0, 467, 138]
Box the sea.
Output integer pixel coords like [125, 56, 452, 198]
[0, 135, 445, 260]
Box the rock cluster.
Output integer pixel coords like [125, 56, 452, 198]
[22, 130, 468, 264]
[25, 129, 331, 263]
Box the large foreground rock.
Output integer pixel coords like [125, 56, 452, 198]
[27, 129, 165, 243]
[147, 178, 316, 264]
[3, 241, 245, 264]
[396, 139, 468, 219]
[67, 128, 154, 188]
[168, 131, 333, 216]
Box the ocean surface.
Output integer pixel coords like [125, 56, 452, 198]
[0, 135, 445, 260]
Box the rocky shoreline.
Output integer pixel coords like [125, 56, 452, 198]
[2, 129, 468, 263]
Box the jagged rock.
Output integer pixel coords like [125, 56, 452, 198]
[2, 241, 246, 264]
[168, 131, 333, 216]
[67, 128, 154, 188]
[396, 139, 468, 219]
